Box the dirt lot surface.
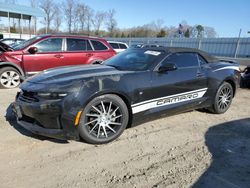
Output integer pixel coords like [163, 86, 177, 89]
[0, 88, 250, 188]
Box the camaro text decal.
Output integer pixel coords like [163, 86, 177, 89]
[156, 93, 199, 106]
[131, 88, 207, 114]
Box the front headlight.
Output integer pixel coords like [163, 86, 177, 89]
[37, 92, 68, 99]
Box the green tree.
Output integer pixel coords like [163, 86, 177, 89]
[115, 32, 121, 38]
[121, 32, 125, 38]
[156, 29, 167, 37]
[184, 28, 190, 38]
[196, 25, 204, 38]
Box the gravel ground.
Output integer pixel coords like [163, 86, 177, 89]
[0, 88, 249, 188]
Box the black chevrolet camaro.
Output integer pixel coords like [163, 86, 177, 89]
[13, 47, 241, 144]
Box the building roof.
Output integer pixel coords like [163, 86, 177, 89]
[0, 3, 45, 18]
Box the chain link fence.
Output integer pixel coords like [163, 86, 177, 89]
[106, 37, 250, 58]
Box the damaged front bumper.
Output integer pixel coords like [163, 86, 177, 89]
[12, 92, 80, 141]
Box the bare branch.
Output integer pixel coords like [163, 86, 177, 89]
[92, 11, 107, 36]
[77, 3, 87, 32]
[53, 7, 62, 32]
[39, 0, 56, 32]
[105, 9, 117, 37]
[63, 0, 76, 33]
[85, 5, 93, 36]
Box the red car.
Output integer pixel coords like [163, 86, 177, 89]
[0, 35, 116, 89]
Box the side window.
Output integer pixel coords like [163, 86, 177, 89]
[119, 43, 127, 49]
[162, 53, 198, 68]
[34, 38, 63, 52]
[66, 38, 92, 51]
[91, 40, 108, 50]
[109, 43, 119, 49]
[198, 54, 208, 65]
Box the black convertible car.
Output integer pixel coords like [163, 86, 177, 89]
[241, 66, 250, 88]
[13, 47, 241, 144]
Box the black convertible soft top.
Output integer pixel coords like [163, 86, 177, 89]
[141, 47, 219, 63]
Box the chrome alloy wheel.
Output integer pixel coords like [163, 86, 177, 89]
[217, 84, 232, 111]
[84, 101, 123, 139]
[0, 70, 20, 88]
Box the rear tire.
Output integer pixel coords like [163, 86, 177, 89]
[208, 82, 233, 114]
[0, 67, 21, 89]
[78, 94, 129, 144]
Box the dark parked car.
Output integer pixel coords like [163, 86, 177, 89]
[0, 35, 116, 88]
[0, 38, 25, 46]
[0, 41, 12, 53]
[241, 66, 250, 88]
[13, 47, 240, 144]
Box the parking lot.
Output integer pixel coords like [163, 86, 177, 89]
[0, 86, 249, 188]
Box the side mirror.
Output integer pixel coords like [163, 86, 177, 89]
[158, 63, 177, 73]
[28, 47, 38, 54]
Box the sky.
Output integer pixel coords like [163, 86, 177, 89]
[3, 0, 250, 37]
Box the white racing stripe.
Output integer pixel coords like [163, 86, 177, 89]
[213, 66, 240, 72]
[26, 71, 40, 75]
[132, 88, 208, 114]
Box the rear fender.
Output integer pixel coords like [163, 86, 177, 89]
[0, 61, 25, 80]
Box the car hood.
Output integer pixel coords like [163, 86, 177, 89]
[26, 65, 129, 84]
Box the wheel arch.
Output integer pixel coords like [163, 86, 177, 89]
[85, 90, 133, 128]
[223, 78, 236, 97]
[0, 62, 25, 80]
[111, 92, 133, 129]
[90, 59, 103, 64]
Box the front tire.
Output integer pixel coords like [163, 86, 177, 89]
[209, 82, 233, 114]
[0, 67, 21, 89]
[78, 94, 129, 144]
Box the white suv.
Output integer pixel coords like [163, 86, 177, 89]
[108, 41, 129, 53]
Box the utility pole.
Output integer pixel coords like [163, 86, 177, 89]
[234, 29, 242, 58]
[238, 29, 242, 38]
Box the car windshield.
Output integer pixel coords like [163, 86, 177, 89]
[104, 49, 165, 71]
[13, 36, 43, 50]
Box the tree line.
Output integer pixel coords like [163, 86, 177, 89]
[33, 0, 119, 37]
[2, 0, 218, 38]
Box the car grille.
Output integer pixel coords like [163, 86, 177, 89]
[19, 90, 39, 103]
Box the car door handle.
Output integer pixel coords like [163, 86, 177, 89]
[86, 53, 93, 57]
[54, 54, 64, 58]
